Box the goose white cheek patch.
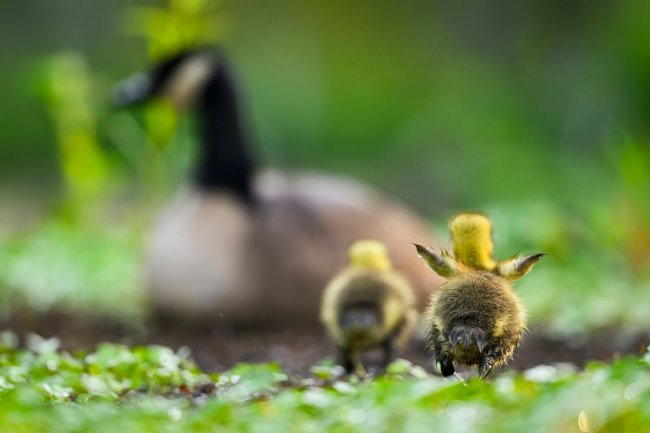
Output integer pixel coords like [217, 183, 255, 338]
[163, 55, 215, 108]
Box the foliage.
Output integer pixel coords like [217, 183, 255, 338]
[492, 142, 649, 337]
[0, 334, 209, 402]
[37, 53, 111, 212]
[124, 0, 227, 59]
[0, 219, 143, 321]
[1, 338, 650, 432]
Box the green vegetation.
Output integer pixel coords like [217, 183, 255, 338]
[0, 337, 649, 432]
[0, 219, 143, 320]
[125, 0, 226, 59]
[1, 1, 650, 429]
[1, 0, 649, 336]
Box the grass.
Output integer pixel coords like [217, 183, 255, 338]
[0, 218, 144, 321]
[1, 335, 649, 432]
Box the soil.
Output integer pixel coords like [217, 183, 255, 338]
[2, 307, 648, 375]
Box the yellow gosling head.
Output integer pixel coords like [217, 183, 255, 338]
[348, 239, 392, 272]
[449, 213, 495, 270]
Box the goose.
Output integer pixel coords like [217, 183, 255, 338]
[113, 47, 442, 329]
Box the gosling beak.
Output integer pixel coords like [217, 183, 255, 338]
[112, 71, 154, 108]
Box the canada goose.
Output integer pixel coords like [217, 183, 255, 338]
[415, 213, 543, 379]
[113, 47, 442, 328]
[321, 240, 417, 374]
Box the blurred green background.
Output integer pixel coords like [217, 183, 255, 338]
[0, 0, 648, 336]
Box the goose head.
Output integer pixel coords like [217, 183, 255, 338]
[113, 48, 218, 110]
[113, 48, 255, 200]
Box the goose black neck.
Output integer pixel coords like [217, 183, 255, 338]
[194, 64, 255, 202]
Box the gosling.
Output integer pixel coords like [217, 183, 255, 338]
[321, 240, 417, 375]
[415, 213, 543, 379]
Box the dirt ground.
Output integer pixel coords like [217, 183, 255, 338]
[3, 307, 648, 376]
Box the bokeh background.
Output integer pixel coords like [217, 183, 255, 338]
[0, 0, 648, 342]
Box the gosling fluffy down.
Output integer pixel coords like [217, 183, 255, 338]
[321, 240, 417, 374]
[415, 213, 543, 379]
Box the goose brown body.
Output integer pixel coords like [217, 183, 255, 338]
[148, 172, 438, 326]
[425, 270, 525, 375]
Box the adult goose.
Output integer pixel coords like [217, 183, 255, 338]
[113, 47, 442, 328]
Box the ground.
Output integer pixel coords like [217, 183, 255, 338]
[2, 308, 648, 375]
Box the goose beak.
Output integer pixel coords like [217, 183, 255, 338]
[112, 71, 154, 108]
